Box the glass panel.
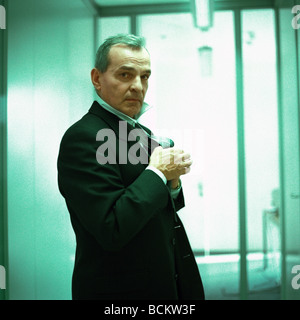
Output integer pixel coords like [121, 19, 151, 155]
[138, 11, 239, 300]
[242, 9, 280, 299]
[97, 17, 130, 45]
[277, 7, 300, 300]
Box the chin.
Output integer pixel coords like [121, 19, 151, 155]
[124, 105, 141, 118]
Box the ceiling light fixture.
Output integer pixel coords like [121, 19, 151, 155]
[191, 0, 214, 31]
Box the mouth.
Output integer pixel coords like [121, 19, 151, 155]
[125, 98, 140, 102]
[125, 99, 143, 107]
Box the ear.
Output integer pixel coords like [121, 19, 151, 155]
[91, 68, 102, 91]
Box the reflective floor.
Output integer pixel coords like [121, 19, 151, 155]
[197, 253, 282, 300]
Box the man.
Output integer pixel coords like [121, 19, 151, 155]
[57, 34, 204, 300]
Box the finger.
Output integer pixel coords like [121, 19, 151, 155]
[178, 159, 193, 168]
[174, 149, 184, 154]
[177, 166, 191, 177]
[184, 167, 191, 174]
[170, 148, 184, 155]
[154, 146, 163, 151]
[181, 152, 191, 161]
[174, 152, 191, 164]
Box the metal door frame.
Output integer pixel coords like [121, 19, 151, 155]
[0, 0, 8, 301]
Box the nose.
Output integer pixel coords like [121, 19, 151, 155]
[130, 76, 143, 93]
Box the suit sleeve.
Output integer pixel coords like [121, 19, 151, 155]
[145, 125, 185, 212]
[57, 124, 170, 251]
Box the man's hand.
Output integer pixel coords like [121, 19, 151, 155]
[149, 146, 192, 182]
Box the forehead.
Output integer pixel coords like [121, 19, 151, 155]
[107, 44, 151, 71]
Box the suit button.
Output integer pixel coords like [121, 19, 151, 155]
[174, 274, 178, 281]
[172, 238, 176, 246]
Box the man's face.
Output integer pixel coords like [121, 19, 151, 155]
[93, 44, 151, 118]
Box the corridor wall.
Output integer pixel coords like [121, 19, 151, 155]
[6, 0, 94, 299]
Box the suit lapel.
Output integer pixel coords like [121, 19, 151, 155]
[88, 100, 121, 134]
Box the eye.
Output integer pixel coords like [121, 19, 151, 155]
[120, 72, 129, 78]
[141, 74, 150, 80]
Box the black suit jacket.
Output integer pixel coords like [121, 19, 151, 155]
[57, 101, 205, 300]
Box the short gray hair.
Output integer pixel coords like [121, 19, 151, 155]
[95, 34, 146, 72]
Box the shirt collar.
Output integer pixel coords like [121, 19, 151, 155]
[95, 95, 152, 127]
